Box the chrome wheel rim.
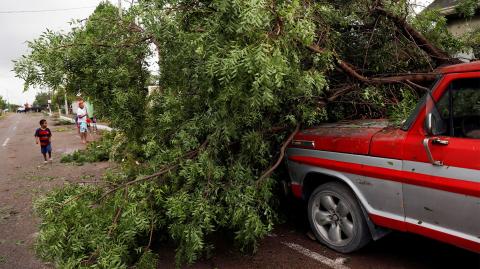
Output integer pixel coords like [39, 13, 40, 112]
[311, 193, 355, 247]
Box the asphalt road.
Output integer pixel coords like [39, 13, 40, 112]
[0, 113, 479, 269]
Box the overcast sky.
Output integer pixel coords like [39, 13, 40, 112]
[0, 1, 113, 105]
[0, 0, 433, 105]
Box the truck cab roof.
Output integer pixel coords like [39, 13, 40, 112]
[437, 61, 480, 74]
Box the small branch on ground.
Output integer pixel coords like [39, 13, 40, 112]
[146, 218, 154, 250]
[107, 187, 128, 237]
[77, 180, 120, 187]
[97, 164, 177, 202]
[60, 192, 90, 207]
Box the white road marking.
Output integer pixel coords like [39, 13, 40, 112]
[2, 137, 10, 147]
[282, 242, 350, 269]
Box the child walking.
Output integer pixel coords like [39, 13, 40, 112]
[34, 119, 52, 163]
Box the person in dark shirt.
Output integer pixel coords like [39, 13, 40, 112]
[34, 119, 52, 163]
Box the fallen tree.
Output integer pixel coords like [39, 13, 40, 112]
[14, 0, 473, 267]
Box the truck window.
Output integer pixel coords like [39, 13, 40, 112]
[436, 78, 480, 139]
[401, 77, 442, 131]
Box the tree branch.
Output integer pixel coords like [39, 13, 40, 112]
[107, 187, 128, 236]
[303, 44, 438, 85]
[97, 139, 209, 202]
[373, 6, 461, 65]
[129, 22, 161, 49]
[327, 85, 358, 102]
[336, 60, 438, 84]
[405, 80, 430, 91]
[53, 36, 153, 50]
[146, 218, 154, 250]
[257, 124, 300, 186]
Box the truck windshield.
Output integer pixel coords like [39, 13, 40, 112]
[401, 76, 442, 131]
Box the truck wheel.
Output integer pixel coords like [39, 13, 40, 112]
[307, 182, 371, 253]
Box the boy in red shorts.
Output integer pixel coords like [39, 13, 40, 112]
[34, 119, 52, 163]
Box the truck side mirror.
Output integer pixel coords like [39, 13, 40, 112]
[425, 113, 434, 136]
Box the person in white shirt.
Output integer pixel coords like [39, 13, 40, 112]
[77, 98, 88, 144]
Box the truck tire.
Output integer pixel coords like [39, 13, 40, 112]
[307, 182, 371, 253]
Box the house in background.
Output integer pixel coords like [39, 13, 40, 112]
[426, 0, 480, 36]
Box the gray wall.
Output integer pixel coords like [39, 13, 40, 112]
[447, 16, 480, 36]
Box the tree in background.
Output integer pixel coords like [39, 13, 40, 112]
[0, 96, 7, 110]
[32, 92, 50, 108]
[14, 0, 475, 267]
[51, 87, 76, 112]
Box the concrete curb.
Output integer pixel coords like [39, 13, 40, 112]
[59, 115, 113, 131]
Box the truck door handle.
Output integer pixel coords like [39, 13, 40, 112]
[432, 138, 449, 145]
[423, 138, 444, 166]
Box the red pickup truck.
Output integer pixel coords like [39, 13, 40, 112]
[286, 61, 480, 254]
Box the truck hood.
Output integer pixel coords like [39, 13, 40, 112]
[292, 119, 390, 155]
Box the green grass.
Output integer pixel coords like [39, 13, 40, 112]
[54, 119, 74, 126]
[60, 133, 114, 165]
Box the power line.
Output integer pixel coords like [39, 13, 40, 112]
[0, 6, 97, 14]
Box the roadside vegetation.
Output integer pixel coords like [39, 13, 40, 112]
[0, 96, 10, 119]
[0, 96, 7, 111]
[53, 118, 75, 126]
[60, 132, 115, 165]
[13, 0, 480, 267]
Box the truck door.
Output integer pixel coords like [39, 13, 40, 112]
[402, 73, 480, 252]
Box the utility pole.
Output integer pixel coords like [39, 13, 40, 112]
[118, 0, 122, 18]
[64, 92, 69, 115]
[48, 89, 52, 115]
[5, 89, 9, 109]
